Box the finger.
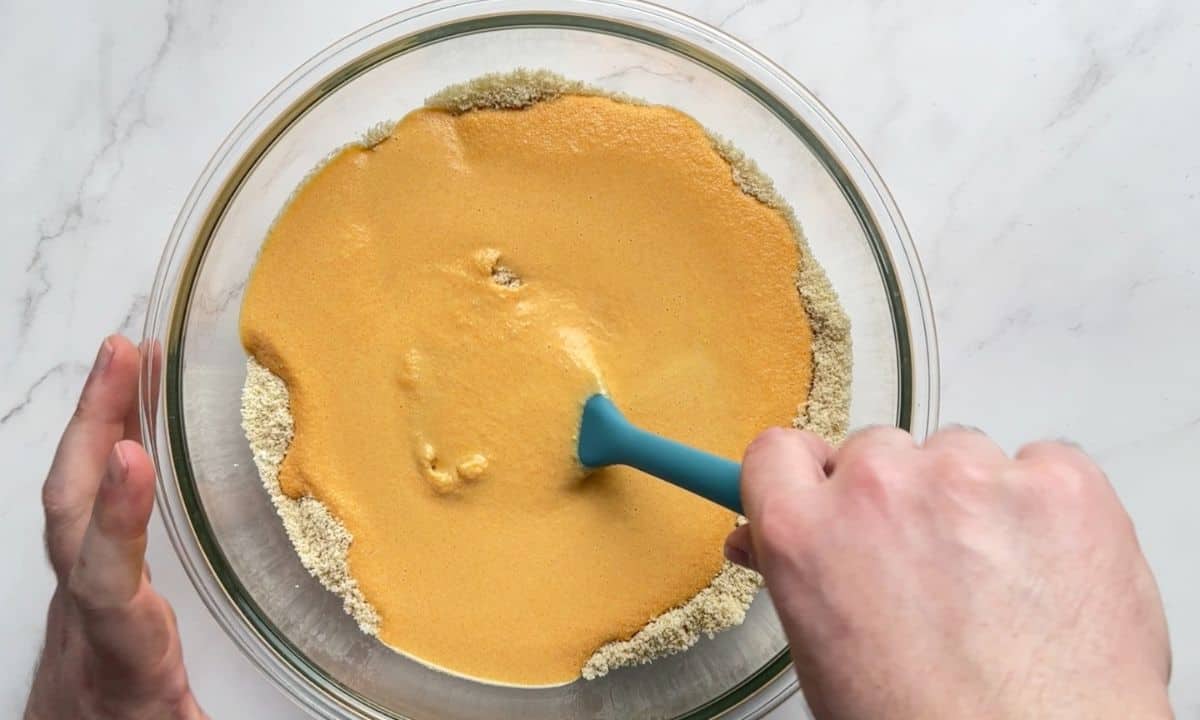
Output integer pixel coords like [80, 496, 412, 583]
[828, 425, 914, 474]
[67, 441, 172, 673]
[68, 441, 153, 609]
[924, 424, 1008, 464]
[43, 336, 141, 576]
[723, 524, 757, 571]
[125, 338, 163, 443]
[741, 428, 831, 521]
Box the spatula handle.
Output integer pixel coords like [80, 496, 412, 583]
[614, 425, 744, 514]
[578, 395, 744, 514]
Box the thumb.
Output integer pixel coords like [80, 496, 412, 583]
[723, 523, 757, 571]
[66, 441, 172, 675]
[740, 428, 831, 522]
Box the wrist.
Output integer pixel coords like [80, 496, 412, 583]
[1014, 685, 1173, 720]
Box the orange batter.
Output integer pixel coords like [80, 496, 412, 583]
[240, 94, 813, 685]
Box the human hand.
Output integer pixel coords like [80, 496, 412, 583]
[25, 336, 207, 720]
[725, 427, 1171, 720]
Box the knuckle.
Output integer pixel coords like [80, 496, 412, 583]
[848, 425, 909, 446]
[929, 446, 989, 483]
[839, 448, 892, 483]
[1025, 456, 1094, 498]
[1018, 440, 1088, 463]
[1015, 440, 1052, 458]
[41, 485, 81, 540]
[838, 451, 899, 499]
[1053, 461, 1091, 492]
[1015, 440, 1108, 496]
[66, 570, 117, 619]
[41, 482, 67, 516]
[64, 559, 121, 617]
[927, 427, 986, 453]
[65, 565, 92, 608]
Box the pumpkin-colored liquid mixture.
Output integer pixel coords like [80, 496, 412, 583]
[240, 94, 813, 685]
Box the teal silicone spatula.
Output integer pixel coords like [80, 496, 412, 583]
[577, 394, 744, 514]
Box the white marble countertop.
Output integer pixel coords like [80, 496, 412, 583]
[3, 1, 1198, 717]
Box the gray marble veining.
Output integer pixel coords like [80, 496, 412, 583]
[2, 1, 1198, 717]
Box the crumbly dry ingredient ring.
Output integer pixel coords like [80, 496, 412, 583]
[239, 69, 851, 683]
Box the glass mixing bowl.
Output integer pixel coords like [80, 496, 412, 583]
[141, 0, 939, 717]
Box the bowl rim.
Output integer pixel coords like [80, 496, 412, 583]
[142, 1, 940, 718]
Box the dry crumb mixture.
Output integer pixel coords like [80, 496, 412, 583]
[241, 359, 380, 635]
[239, 69, 851, 681]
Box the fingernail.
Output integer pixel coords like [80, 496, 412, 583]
[107, 443, 129, 487]
[91, 337, 115, 378]
[724, 543, 753, 568]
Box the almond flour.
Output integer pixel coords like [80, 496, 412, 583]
[239, 69, 850, 681]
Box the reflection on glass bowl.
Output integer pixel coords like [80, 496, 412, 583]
[141, 1, 938, 718]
